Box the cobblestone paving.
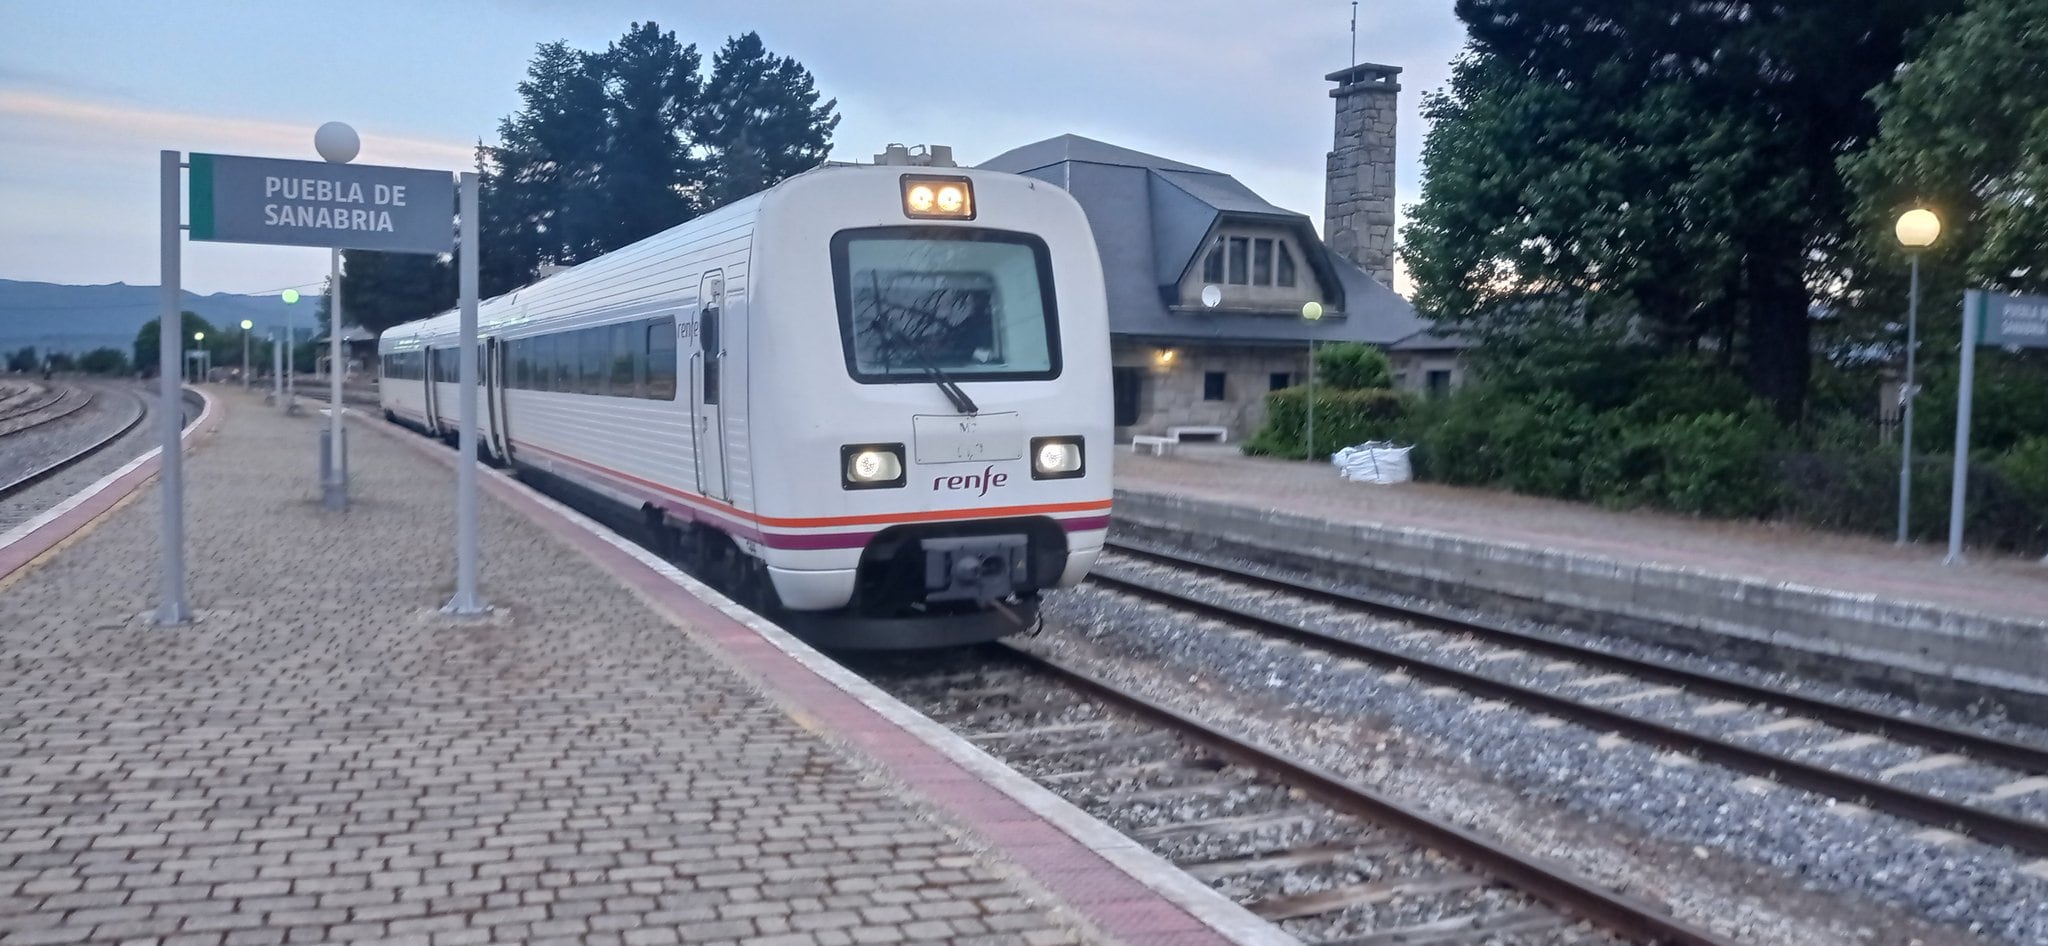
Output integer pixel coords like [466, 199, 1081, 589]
[0, 381, 154, 534]
[1119, 447, 2048, 624]
[0, 393, 1097, 945]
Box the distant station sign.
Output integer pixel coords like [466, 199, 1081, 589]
[1982, 292, 2048, 349]
[187, 153, 453, 253]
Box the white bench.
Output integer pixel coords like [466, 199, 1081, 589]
[1130, 435, 1176, 456]
[1166, 425, 1229, 444]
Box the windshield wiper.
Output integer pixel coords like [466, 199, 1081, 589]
[865, 275, 980, 415]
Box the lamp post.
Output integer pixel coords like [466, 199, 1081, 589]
[315, 122, 358, 511]
[192, 331, 205, 383]
[280, 288, 299, 409]
[239, 319, 253, 390]
[1895, 208, 1940, 544]
[1302, 301, 1324, 462]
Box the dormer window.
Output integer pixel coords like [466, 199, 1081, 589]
[1200, 233, 1300, 288]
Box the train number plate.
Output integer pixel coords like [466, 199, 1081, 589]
[913, 412, 1023, 464]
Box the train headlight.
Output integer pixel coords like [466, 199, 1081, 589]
[1030, 437, 1085, 480]
[901, 175, 975, 220]
[841, 443, 906, 489]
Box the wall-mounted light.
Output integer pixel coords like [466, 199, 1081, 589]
[1155, 349, 1177, 366]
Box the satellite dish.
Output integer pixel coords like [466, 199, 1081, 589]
[1200, 285, 1222, 308]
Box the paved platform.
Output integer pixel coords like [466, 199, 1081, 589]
[0, 389, 1285, 946]
[1117, 448, 2048, 719]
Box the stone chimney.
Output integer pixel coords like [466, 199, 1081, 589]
[1324, 62, 1400, 287]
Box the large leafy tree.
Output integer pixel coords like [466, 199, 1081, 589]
[475, 22, 839, 295]
[691, 32, 840, 210]
[1410, 0, 1959, 420]
[1840, 0, 2048, 453]
[1844, 0, 2048, 297]
[337, 249, 458, 335]
[132, 311, 219, 376]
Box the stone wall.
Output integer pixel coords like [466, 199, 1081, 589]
[1113, 339, 1304, 442]
[1324, 63, 1401, 288]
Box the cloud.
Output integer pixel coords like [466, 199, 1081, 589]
[0, 90, 474, 170]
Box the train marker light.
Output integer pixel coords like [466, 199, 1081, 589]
[901, 175, 974, 220]
[842, 443, 907, 489]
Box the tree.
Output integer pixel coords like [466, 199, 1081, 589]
[133, 312, 219, 376]
[1410, 0, 1960, 420]
[476, 22, 839, 293]
[78, 348, 129, 375]
[1844, 0, 2048, 297]
[339, 249, 456, 334]
[691, 32, 840, 210]
[6, 347, 36, 373]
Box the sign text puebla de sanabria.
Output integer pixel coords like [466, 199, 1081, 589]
[187, 153, 453, 254]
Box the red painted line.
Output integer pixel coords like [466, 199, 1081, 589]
[366, 419, 1235, 945]
[0, 388, 220, 582]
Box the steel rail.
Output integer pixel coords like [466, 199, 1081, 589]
[1087, 562, 2048, 858]
[0, 388, 146, 502]
[997, 643, 1744, 946]
[0, 386, 93, 437]
[1107, 539, 2048, 775]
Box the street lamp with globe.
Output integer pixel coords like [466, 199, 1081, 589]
[315, 122, 357, 510]
[1894, 207, 1940, 544]
[1302, 301, 1324, 461]
[240, 319, 254, 389]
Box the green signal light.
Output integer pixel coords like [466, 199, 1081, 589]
[281, 289, 301, 304]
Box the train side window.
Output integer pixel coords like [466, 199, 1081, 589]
[647, 318, 676, 400]
[611, 323, 640, 397]
[552, 334, 573, 392]
[576, 328, 604, 396]
[701, 304, 720, 406]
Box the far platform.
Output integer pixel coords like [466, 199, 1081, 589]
[0, 389, 1284, 946]
[1115, 446, 2048, 719]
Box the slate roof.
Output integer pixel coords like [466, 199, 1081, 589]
[978, 134, 1447, 349]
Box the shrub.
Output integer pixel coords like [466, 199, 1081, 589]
[1243, 386, 1410, 459]
[1629, 411, 1779, 517]
[1773, 448, 2048, 553]
[1313, 342, 1393, 391]
[1995, 436, 2048, 514]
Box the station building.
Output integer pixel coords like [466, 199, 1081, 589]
[977, 63, 1463, 444]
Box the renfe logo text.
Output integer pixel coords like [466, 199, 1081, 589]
[934, 465, 1008, 497]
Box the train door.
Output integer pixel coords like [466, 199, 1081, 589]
[690, 271, 728, 502]
[422, 348, 441, 435]
[484, 336, 511, 462]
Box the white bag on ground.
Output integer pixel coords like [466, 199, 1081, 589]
[1331, 441, 1413, 485]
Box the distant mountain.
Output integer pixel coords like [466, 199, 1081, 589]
[0, 278, 329, 355]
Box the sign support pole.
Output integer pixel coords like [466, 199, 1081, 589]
[155, 150, 189, 625]
[1945, 290, 1982, 565]
[444, 171, 488, 616]
[324, 248, 347, 510]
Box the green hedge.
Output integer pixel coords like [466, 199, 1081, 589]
[1242, 387, 1411, 459]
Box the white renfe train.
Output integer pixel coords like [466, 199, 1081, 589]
[378, 161, 1112, 648]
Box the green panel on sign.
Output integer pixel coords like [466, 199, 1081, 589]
[188, 153, 214, 240]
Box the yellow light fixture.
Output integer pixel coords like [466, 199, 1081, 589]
[1895, 208, 1940, 249]
[1155, 349, 1176, 366]
[1301, 301, 1324, 321]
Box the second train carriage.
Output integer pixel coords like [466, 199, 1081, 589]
[379, 162, 1113, 647]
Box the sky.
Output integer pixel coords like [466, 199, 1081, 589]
[0, 1, 1469, 298]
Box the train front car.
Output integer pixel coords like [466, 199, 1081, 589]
[751, 166, 1111, 648]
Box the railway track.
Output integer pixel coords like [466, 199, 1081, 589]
[862, 644, 1735, 945]
[0, 383, 93, 437]
[0, 385, 148, 502]
[1093, 540, 2048, 858]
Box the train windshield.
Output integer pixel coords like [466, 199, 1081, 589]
[831, 227, 1061, 383]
